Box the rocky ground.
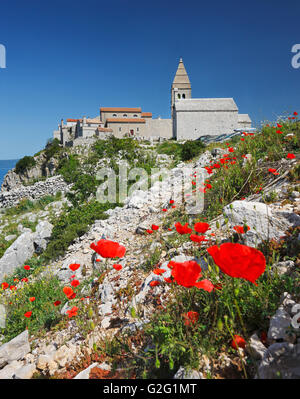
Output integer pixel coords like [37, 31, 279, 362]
[0, 130, 299, 379]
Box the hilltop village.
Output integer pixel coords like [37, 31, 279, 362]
[53, 59, 252, 147]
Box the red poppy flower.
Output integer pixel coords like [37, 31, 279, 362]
[153, 268, 166, 275]
[194, 222, 210, 234]
[150, 280, 160, 287]
[213, 283, 223, 291]
[231, 335, 246, 349]
[14, 279, 19, 282]
[146, 229, 153, 234]
[1, 282, 9, 290]
[207, 243, 266, 284]
[277, 124, 282, 128]
[162, 208, 167, 212]
[151, 224, 159, 231]
[24, 311, 32, 318]
[21, 278, 28, 283]
[287, 153, 296, 159]
[29, 297, 36, 302]
[66, 306, 78, 318]
[172, 205, 176, 208]
[113, 264, 123, 271]
[183, 311, 199, 326]
[169, 200, 175, 204]
[69, 263, 80, 272]
[63, 286, 74, 298]
[175, 222, 192, 235]
[190, 234, 207, 243]
[170, 260, 213, 292]
[71, 279, 80, 288]
[294, 111, 298, 116]
[90, 239, 126, 258]
[276, 130, 283, 134]
[10, 285, 17, 290]
[228, 147, 234, 152]
[233, 225, 250, 234]
[164, 277, 172, 283]
[54, 300, 61, 307]
[240, 138, 245, 141]
[268, 168, 279, 175]
[24, 265, 30, 271]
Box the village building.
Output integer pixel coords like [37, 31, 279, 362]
[53, 58, 251, 145]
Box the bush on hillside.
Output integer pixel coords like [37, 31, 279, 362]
[15, 156, 36, 174]
[181, 140, 205, 161]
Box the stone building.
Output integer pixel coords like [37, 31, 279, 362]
[171, 58, 252, 140]
[53, 58, 251, 145]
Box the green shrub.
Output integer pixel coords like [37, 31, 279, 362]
[44, 138, 62, 160]
[181, 140, 205, 161]
[15, 156, 36, 174]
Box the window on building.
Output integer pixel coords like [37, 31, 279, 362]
[119, 127, 122, 132]
[123, 114, 128, 117]
[113, 114, 117, 117]
[182, 93, 185, 98]
[137, 127, 139, 132]
[178, 93, 181, 99]
[133, 114, 138, 117]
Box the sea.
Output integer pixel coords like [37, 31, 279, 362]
[0, 159, 18, 188]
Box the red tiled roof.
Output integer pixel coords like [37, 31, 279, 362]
[106, 118, 146, 123]
[100, 107, 141, 113]
[141, 112, 152, 117]
[67, 119, 81, 122]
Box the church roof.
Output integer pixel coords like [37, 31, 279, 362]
[174, 98, 238, 112]
[106, 118, 146, 123]
[100, 107, 141, 113]
[238, 114, 252, 123]
[172, 58, 191, 89]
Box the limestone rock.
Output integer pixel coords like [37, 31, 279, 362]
[268, 306, 292, 341]
[173, 366, 204, 379]
[0, 330, 30, 368]
[246, 333, 267, 360]
[13, 363, 37, 379]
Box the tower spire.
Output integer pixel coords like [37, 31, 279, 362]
[172, 58, 191, 90]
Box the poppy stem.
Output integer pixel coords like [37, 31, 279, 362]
[224, 316, 248, 379]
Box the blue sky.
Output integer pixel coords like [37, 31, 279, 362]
[0, 0, 299, 159]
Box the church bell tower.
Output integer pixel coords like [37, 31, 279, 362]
[171, 58, 192, 119]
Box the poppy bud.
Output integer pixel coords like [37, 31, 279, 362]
[216, 221, 220, 229]
[217, 319, 223, 331]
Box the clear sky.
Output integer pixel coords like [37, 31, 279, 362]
[0, 0, 299, 159]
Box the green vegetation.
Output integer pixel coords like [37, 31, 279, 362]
[15, 156, 36, 174]
[156, 139, 206, 162]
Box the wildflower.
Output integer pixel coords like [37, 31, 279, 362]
[29, 297, 36, 302]
[113, 264, 122, 271]
[169, 200, 175, 204]
[228, 147, 234, 152]
[151, 224, 159, 231]
[194, 222, 210, 234]
[190, 234, 207, 243]
[153, 268, 166, 275]
[170, 260, 214, 292]
[175, 222, 192, 235]
[276, 130, 283, 134]
[294, 111, 298, 116]
[240, 138, 245, 141]
[24, 311, 32, 318]
[233, 225, 250, 234]
[9, 285, 17, 290]
[69, 263, 80, 272]
[268, 168, 279, 176]
[66, 306, 78, 318]
[231, 335, 246, 349]
[90, 239, 126, 258]
[53, 301, 61, 306]
[71, 279, 80, 288]
[277, 124, 282, 128]
[146, 229, 153, 234]
[24, 265, 30, 271]
[162, 208, 167, 212]
[1, 282, 9, 290]
[63, 286, 75, 299]
[13, 278, 19, 282]
[183, 311, 199, 326]
[287, 153, 296, 159]
[207, 243, 266, 284]
[150, 280, 160, 287]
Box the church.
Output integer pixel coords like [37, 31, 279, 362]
[171, 58, 251, 140]
[54, 58, 251, 146]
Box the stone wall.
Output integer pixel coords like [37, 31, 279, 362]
[0, 176, 71, 209]
[175, 110, 239, 140]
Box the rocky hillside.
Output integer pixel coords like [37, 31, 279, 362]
[0, 118, 299, 380]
